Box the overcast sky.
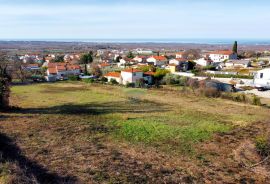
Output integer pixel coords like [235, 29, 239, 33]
[0, 0, 269, 39]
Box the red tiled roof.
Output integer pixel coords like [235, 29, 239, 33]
[104, 72, 121, 78]
[57, 65, 66, 71]
[210, 50, 234, 55]
[175, 58, 187, 62]
[144, 71, 155, 76]
[151, 56, 167, 61]
[48, 63, 81, 74]
[122, 68, 142, 73]
[136, 56, 146, 59]
[48, 67, 57, 74]
[66, 65, 81, 70]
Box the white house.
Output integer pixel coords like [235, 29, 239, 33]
[135, 49, 153, 55]
[194, 58, 213, 66]
[169, 58, 187, 66]
[147, 56, 167, 66]
[104, 72, 121, 83]
[133, 56, 145, 63]
[254, 68, 270, 89]
[209, 51, 237, 63]
[225, 60, 251, 68]
[121, 68, 144, 85]
[176, 52, 184, 59]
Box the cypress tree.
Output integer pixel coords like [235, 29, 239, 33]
[233, 41, 238, 54]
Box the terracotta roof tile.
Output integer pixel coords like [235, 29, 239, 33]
[210, 50, 234, 55]
[104, 72, 121, 78]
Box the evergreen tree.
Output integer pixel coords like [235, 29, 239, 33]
[80, 51, 94, 75]
[233, 41, 238, 54]
[127, 51, 134, 59]
[0, 65, 11, 109]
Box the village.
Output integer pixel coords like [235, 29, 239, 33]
[15, 41, 270, 100]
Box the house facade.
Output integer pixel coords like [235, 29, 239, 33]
[175, 52, 184, 59]
[169, 58, 187, 66]
[147, 56, 167, 66]
[225, 60, 251, 68]
[120, 68, 144, 85]
[209, 51, 237, 63]
[104, 72, 121, 83]
[254, 68, 270, 89]
[194, 58, 213, 66]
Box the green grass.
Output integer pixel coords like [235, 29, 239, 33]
[112, 115, 231, 153]
[9, 82, 270, 154]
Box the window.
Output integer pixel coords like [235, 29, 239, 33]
[260, 73, 264, 79]
[133, 73, 136, 76]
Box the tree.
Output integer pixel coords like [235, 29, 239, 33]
[153, 69, 170, 87]
[0, 54, 12, 110]
[232, 41, 238, 54]
[53, 55, 65, 63]
[182, 49, 201, 60]
[91, 64, 102, 78]
[127, 51, 134, 59]
[115, 56, 122, 63]
[138, 65, 156, 72]
[12, 55, 30, 83]
[80, 51, 94, 75]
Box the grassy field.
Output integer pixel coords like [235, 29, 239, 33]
[1, 82, 270, 183]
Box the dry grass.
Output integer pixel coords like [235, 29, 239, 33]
[0, 82, 270, 183]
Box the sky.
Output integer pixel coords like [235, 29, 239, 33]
[0, 0, 270, 40]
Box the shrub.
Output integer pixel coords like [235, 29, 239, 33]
[82, 78, 94, 83]
[135, 78, 145, 88]
[187, 78, 199, 93]
[179, 76, 189, 86]
[162, 73, 177, 85]
[200, 73, 253, 79]
[68, 75, 79, 81]
[252, 95, 262, 106]
[100, 77, 108, 83]
[231, 93, 247, 103]
[199, 87, 221, 98]
[255, 135, 270, 157]
[125, 82, 135, 88]
[110, 78, 119, 85]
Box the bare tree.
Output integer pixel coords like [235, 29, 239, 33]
[182, 49, 201, 60]
[91, 63, 102, 78]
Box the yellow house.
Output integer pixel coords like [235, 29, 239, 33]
[168, 64, 177, 73]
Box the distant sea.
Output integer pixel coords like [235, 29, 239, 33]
[1, 38, 270, 45]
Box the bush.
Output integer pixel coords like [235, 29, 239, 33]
[179, 76, 189, 86]
[200, 73, 253, 79]
[110, 78, 119, 85]
[162, 73, 177, 85]
[230, 93, 247, 103]
[125, 82, 135, 88]
[100, 77, 108, 83]
[82, 78, 95, 83]
[255, 135, 270, 157]
[252, 95, 262, 106]
[135, 78, 145, 88]
[199, 87, 221, 98]
[68, 75, 79, 81]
